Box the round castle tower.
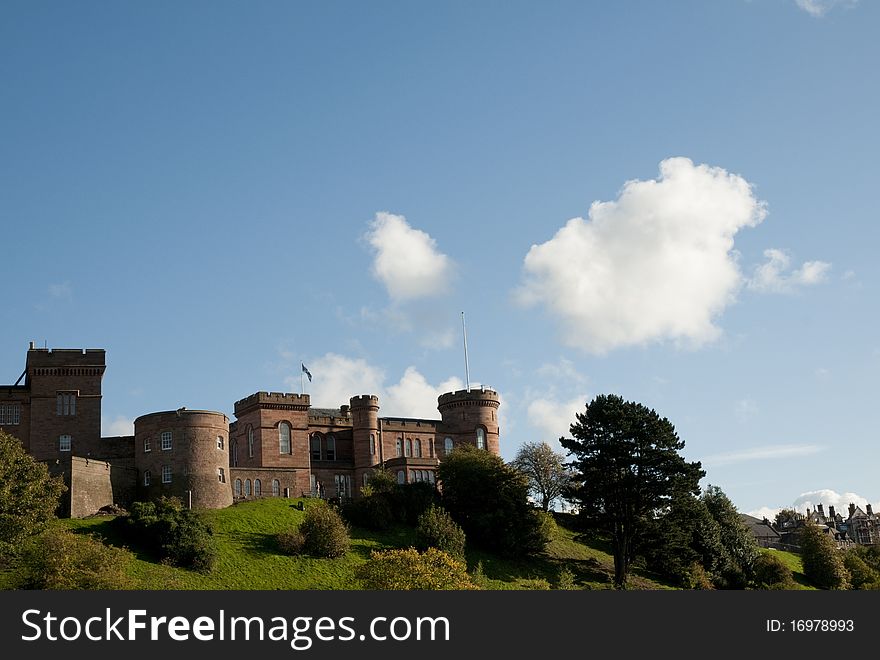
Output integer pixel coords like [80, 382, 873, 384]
[350, 395, 380, 486]
[437, 388, 501, 455]
[134, 409, 232, 509]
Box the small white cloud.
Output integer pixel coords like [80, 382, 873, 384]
[365, 212, 454, 302]
[527, 394, 588, 450]
[746, 506, 781, 520]
[515, 157, 767, 354]
[703, 443, 824, 467]
[795, 0, 858, 17]
[102, 415, 134, 437]
[48, 282, 73, 301]
[748, 248, 831, 294]
[842, 269, 856, 280]
[385, 367, 463, 418]
[536, 358, 588, 386]
[735, 398, 759, 423]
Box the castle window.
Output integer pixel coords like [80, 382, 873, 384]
[397, 470, 405, 485]
[335, 474, 351, 499]
[234, 479, 242, 497]
[254, 479, 262, 496]
[59, 434, 71, 452]
[0, 403, 21, 425]
[161, 431, 172, 451]
[444, 437, 453, 454]
[405, 439, 412, 457]
[218, 467, 226, 483]
[247, 426, 254, 457]
[363, 472, 370, 487]
[231, 439, 238, 467]
[56, 392, 76, 416]
[369, 434, 376, 455]
[396, 438, 403, 457]
[310, 435, 322, 461]
[326, 435, 336, 461]
[428, 471, 435, 484]
[162, 465, 172, 484]
[476, 427, 486, 450]
[144, 437, 151, 453]
[245, 479, 252, 496]
[217, 435, 224, 450]
[414, 439, 422, 458]
[144, 470, 151, 486]
[279, 422, 291, 455]
[272, 479, 280, 496]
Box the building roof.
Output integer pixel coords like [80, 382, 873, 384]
[739, 514, 781, 540]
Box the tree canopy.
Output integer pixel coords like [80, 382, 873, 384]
[511, 441, 571, 511]
[561, 394, 704, 589]
[0, 430, 66, 556]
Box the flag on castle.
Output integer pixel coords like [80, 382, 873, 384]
[301, 363, 312, 382]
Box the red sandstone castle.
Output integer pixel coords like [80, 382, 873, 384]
[0, 344, 501, 516]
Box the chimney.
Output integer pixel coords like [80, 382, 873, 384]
[817, 504, 825, 517]
[829, 505, 836, 520]
[849, 503, 856, 519]
[28, 341, 35, 350]
[868, 504, 874, 517]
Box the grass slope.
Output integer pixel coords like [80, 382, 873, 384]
[760, 548, 816, 590]
[54, 498, 671, 590]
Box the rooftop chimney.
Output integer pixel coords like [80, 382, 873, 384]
[28, 341, 35, 350]
[829, 505, 836, 520]
[817, 504, 825, 516]
[849, 503, 856, 519]
[868, 504, 874, 517]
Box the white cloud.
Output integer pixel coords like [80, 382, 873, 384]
[702, 443, 824, 467]
[747, 248, 831, 293]
[735, 398, 759, 423]
[795, 0, 858, 17]
[746, 506, 781, 520]
[48, 281, 73, 301]
[527, 394, 588, 449]
[791, 489, 878, 515]
[536, 358, 588, 386]
[516, 157, 767, 353]
[102, 415, 134, 437]
[365, 212, 453, 302]
[285, 352, 463, 419]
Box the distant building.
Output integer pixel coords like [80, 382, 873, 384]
[1, 344, 501, 516]
[739, 514, 782, 549]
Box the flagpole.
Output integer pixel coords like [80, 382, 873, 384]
[461, 311, 471, 391]
[301, 369, 304, 395]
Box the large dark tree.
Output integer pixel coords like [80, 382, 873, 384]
[511, 441, 571, 511]
[701, 485, 759, 588]
[562, 394, 704, 589]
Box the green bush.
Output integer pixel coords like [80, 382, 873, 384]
[416, 506, 466, 558]
[683, 562, 715, 590]
[299, 504, 350, 558]
[752, 552, 794, 589]
[800, 522, 850, 590]
[342, 495, 394, 531]
[15, 528, 132, 590]
[392, 482, 439, 525]
[843, 550, 880, 590]
[355, 547, 478, 590]
[556, 566, 577, 590]
[520, 578, 551, 590]
[276, 530, 306, 555]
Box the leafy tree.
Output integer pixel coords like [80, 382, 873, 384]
[843, 548, 880, 590]
[355, 548, 478, 590]
[561, 394, 704, 589]
[752, 552, 794, 589]
[416, 505, 466, 559]
[0, 430, 66, 557]
[774, 508, 800, 529]
[701, 485, 759, 588]
[799, 522, 850, 590]
[437, 445, 551, 557]
[298, 503, 350, 558]
[511, 441, 572, 511]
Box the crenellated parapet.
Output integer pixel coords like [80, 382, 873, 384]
[234, 391, 310, 415]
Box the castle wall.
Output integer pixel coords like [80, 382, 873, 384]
[230, 468, 298, 499]
[0, 387, 31, 453]
[438, 388, 501, 454]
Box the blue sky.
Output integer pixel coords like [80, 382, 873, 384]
[2, 0, 877, 517]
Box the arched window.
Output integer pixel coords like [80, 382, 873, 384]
[245, 479, 252, 496]
[247, 426, 254, 458]
[444, 437, 453, 454]
[234, 479, 242, 497]
[428, 471, 435, 484]
[254, 479, 262, 497]
[326, 435, 336, 461]
[144, 470, 151, 486]
[476, 427, 486, 450]
[414, 439, 422, 458]
[363, 472, 370, 487]
[217, 435, 224, 450]
[279, 422, 291, 454]
[369, 434, 376, 455]
[397, 470, 405, 485]
[272, 479, 280, 496]
[231, 439, 238, 467]
[396, 438, 403, 457]
[429, 439, 434, 458]
[310, 434, 322, 461]
[405, 439, 412, 457]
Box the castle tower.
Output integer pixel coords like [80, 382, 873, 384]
[350, 394, 380, 494]
[24, 346, 106, 461]
[437, 387, 501, 457]
[134, 409, 232, 509]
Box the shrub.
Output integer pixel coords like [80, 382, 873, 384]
[683, 562, 715, 590]
[800, 522, 850, 590]
[752, 552, 794, 589]
[276, 530, 306, 555]
[299, 504, 350, 558]
[556, 566, 577, 590]
[355, 548, 478, 590]
[416, 506, 466, 558]
[843, 550, 880, 590]
[342, 495, 394, 531]
[471, 560, 488, 589]
[392, 482, 439, 525]
[520, 578, 551, 590]
[15, 528, 132, 590]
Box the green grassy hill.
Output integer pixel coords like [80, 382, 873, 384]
[48, 498, 672, 590]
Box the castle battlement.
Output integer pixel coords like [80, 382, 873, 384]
[349, 394, 379, 407]
[234, 391, 311, 414]
[437, 387, 500, 410]
[26, 346, 106, 368]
